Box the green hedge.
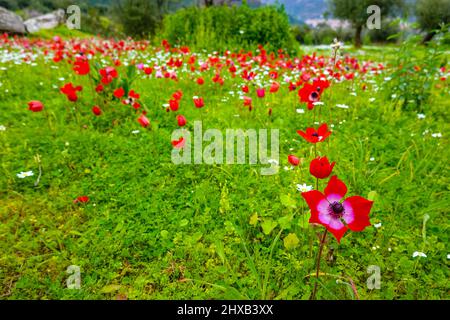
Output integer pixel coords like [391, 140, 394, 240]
[161, 3, 296, 53]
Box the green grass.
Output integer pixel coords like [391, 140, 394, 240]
[0, 41, 449, 300]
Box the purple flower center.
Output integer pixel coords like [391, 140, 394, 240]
[329, 201, 344, 217]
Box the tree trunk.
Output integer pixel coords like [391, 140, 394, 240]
[421, 31, 436, 45]
[354, 25, 362, 48]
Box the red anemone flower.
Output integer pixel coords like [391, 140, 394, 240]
[172, 137, 185, 148]
[172, 90, 183, 101]
[60, 83, 82, 102]
[177, 115, 186, 127]
[92, 105, 102, 116]
[270, 81, 280, 93]
[28, 100, 44, 112]
[298, 83, 320, 110]
[288, 155, 300, 166]
[309, 156, 335, 179]
[73, 57, 90, 75]
[73, 196, 89, 204]
[137, 114, 150, 128]
[193, 96, 204, 108]
[297, 123, 331, 144]
[113, 87, 125, 99]
[169, 99, 179, 111]
[301, 176, 373, 243]
[256, 88, 265, 98]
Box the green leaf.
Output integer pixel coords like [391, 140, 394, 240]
[160, 230, 169, 239]
[249, 213, 259, 226]
[280, 194, 297, 208]
[368, 190, 378, 201]
[277, 214, 293, 230]
[179, 219, 189, 227]
[283, 233, 299, 250]
[100, 284, 122, 294]
[261, 219, 278, 235]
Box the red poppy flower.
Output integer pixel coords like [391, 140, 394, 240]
[28, 100, 44, 112]
[243, 96, 252, 106]
[60, 83, 82, 102]
[113, 87, 125, 99]
[177, 115, 186, 127]
[297, 124, 331, 144]
[137, 114, 150, 128]
[242, 85, 249, 93]
[73, 196, 89, 204]
[310, 156, 335, 179]
[92, 105, 102, 116]
[301, 176, 373, 243]
[172, 137, 185, 148]
[193, 97, 204, 108]
[73, 57, 90, 75]
[288, 155, 300, 166]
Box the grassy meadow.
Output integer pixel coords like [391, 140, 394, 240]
[0, 30, 449, 300]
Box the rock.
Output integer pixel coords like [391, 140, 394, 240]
[24, 9, 65, 33]
[0, 6, 26, 34]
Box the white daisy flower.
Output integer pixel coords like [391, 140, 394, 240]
[17, 171, 34, 179]
[336, 104, 349, 109]
[132, 130, 140, 134]
[0, 125, 6, 131]
[417, 113, 426, 119]
[431, 133, 442, 138]
[374, 222, 382, 228]
[296, 108, 305, 114]
[296, 183, 313, 192]
[412, 251, 427, 258]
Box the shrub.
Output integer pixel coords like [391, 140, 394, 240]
[161, 3, 296, 53]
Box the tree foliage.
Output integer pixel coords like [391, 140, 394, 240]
[329, 0, 404, 47]
[416, 0, 450, 34]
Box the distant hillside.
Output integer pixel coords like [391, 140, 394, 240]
[261, 0, 328, 23]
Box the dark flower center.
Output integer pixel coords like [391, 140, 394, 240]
[309, 91, 319, 101]
[312, 132, 319, 137]
[329, 201, 344, 217]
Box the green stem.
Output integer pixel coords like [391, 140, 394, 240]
[310, 229, 328, 300]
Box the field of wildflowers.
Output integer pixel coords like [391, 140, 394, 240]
[0, 31, 448, 300]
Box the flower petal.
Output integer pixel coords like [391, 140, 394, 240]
[343, 196, 373, 231]
[325, 223, 347, 243]
[301, 190, 325, 224]
[324, 175, 347, 198]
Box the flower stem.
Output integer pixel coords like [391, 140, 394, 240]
[310, 229, 328, 300]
